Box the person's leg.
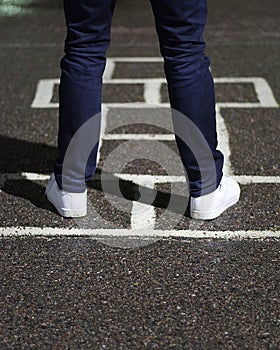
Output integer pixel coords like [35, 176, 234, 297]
[150, 0, 224, 198]
[54, 0, 116, 192]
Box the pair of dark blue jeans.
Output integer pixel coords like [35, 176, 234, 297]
[54, 0, 224, 197]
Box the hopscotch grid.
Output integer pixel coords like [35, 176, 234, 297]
[31, 57, 279, 109]
[3, 57, 279, 235]
[31, 72, 279, 110]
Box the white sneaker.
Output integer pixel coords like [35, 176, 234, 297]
[190, 177, 240, 220]
[45, 173, 87, 218]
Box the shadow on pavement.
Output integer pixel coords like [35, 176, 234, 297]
[0, 135, 190, 217]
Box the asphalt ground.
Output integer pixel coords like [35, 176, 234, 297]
[0, 0, 279, 349]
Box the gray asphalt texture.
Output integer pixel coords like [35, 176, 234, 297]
[0, 0, 280, 349]
[1, 238, 279, 350]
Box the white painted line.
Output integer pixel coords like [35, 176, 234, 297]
[115, 174, 280, 185]
[0, 172, 50, 182]
[115, 174, 186, 184]
[21, 172, 50, 181]
[106, 57, 164, 63]
[31, 79, 59, 108]
[104, 102, 276, 109]
[0, 172, 50, 188]
[253, 77, 279, 107]
[130, 178, 156, 229]
[31, 100, 277, 111]
[0, 227, 279, 239]
[131, 202, 156, 229]
[103, 134, 175, 141]
[144, 81, 162, 104]
[0, 173, 279, 186]
[214, 77, 256, 83]
[104, 103, 170, 108]
[233, 175, 280, 184]
[97, 106, 108, 165]
[103, 59, 116, 80]
[216, 106, 233, 177]
[103, 78, 165, 84]
[217, 102, 263, 108]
